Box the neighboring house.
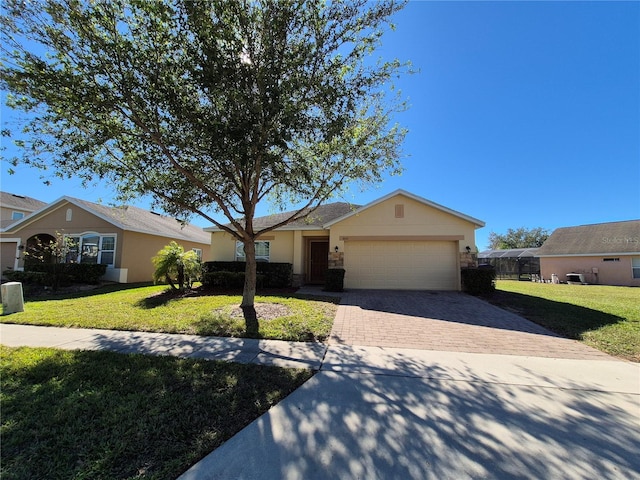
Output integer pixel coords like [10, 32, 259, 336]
[0, 192, 47, 229]
[536, 220, 640, 286]
[205, 189, 485, 290]
[1, 192, 48, 277]
[0, 196, 210, 283]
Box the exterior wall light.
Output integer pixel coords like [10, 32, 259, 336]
[465, 246, 471, 253]
[335, 246, 339, 253]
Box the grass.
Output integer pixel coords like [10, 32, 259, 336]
[486, 281, 640, 362]
[4, 284, 339, 342]
[1, 345, 313, 480]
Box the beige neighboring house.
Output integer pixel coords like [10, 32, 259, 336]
[206, 189, 485, 290]
[537, 220, 640, 287]
[1, 192, 48, 277]
[0, 196, 210, 283]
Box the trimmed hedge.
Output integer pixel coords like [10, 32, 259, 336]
[461, 267, 496, 295]
[3, 270, 51, 286]
[202, 261, 292, 288]
[3, 263, 107, 287]
[202, 271, 265, 289]
[324, 268, 345, 292]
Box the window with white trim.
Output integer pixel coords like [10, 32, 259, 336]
[11, 211, 24, 220]
[235, 241, 270, 262]
[192, 248, 203, 261]
[632, 257, 640, 279]
[65, 233, 116, 267]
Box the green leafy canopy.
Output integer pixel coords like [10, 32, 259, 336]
[1, 0, 410, 240]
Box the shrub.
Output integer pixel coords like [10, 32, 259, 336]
[3, 270, 50, 285]
[11, 263, 107, 286]
[202, 262, 292, 288]
[28, 263, 106, 284]
[461, 267, 496, 295]
[152, 242, 201, 291]
[202, 271, 265, 289]
[324, 268, 345, 292]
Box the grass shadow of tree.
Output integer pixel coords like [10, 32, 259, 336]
[482, 289, 626, 339]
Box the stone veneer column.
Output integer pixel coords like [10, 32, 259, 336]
[460, 252, 478, 269]
[328, 251, 344, 268]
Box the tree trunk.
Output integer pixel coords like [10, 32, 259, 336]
[177, 264, 185, 291]
[241, 239, 259, 337]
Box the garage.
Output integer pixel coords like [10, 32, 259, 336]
[344, 240, 459, 290]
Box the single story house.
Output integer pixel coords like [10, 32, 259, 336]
[536, 220, 640, 286]
[0, 196, 210, 283]
[0, 192, 47, 229]
[205, 189, 485, 290]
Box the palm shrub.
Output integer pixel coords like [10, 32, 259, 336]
[152, 242, 201, 291]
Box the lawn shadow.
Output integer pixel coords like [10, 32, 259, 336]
[481, 289, 626, 340]
[23, 282, 156, 302]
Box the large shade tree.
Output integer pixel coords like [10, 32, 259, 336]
[1, 0, 409, 335]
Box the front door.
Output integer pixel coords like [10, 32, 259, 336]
[309, 241, 329, 284]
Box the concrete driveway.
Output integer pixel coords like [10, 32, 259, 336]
[181, 289, 640, 480]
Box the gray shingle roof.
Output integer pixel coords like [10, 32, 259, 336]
[536, 220, 640, 256]
[67, 197, 210, 244]
[0, 191, 47, 213]
[1, 192, 47, 229]
[3, 196, 210, 244]
[209, 202, 359, 231]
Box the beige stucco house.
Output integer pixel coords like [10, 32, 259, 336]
[537, 220, 640, 287]
[0, 196, 210, 283]
[205, 190, 485, 290]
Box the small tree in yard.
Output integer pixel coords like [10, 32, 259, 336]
[23, 232, 77, 290]
[1, 0, 410, 336]
[152, 242, 201, 292]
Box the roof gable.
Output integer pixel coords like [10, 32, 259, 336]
[324, 189, 485, 228]
[537, 220, 640, 256]
[3, 196, 210, 244]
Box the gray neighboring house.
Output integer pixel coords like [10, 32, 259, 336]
[537, 220, 640, 286]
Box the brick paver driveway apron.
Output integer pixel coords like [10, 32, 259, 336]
[329, 290, 611, 360]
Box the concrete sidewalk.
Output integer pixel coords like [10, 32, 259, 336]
[181, 348, 640, 480]
[0, 323, 327, 370]
[3, 323, 639, 479]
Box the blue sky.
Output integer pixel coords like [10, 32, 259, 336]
[1, 1, 639, 249]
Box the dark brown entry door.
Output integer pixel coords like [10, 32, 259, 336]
[309, 241, 329, 284]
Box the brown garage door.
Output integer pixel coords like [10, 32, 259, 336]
[343, 240, 458, 290]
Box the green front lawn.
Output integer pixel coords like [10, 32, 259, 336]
[1, 346, 312, 480]
[4, 284, 338, 342]
[488, 281, 640, 362]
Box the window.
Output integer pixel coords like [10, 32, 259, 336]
[235, 241, 270, 262]
[11, 211, 24, 220]
[603, 258, 620, 262]
[633, 258, 640, 279]
[192, 248, 203, 261]
[65, 233, 116, 267]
